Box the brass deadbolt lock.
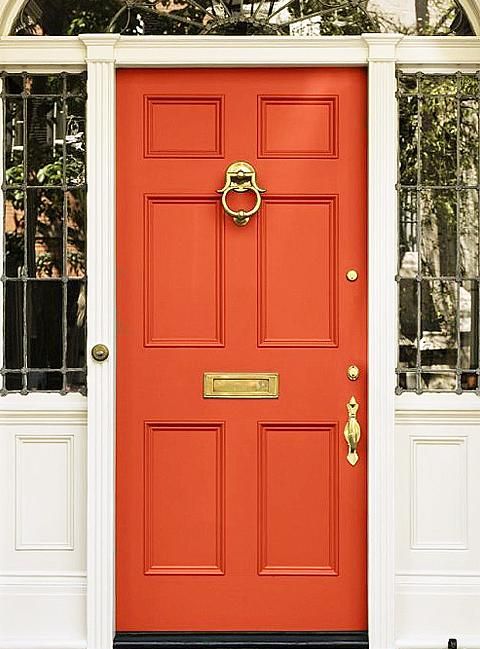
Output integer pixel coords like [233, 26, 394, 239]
[346, 269, 359, 282]
[91, 344, 109, 362]
[347, 365, 360, 381]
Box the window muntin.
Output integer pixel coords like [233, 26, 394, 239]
[11, 0, 473, 37]
[2, 73, 87, 395]
[397, 72, 480, 394]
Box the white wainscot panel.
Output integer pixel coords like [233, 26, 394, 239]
[395, 402, 480, 649]
[16, 435, 74, 550]
[0, 405, 87, 649]
[410, 437, 467, 550]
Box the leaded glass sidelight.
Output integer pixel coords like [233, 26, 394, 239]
[2, 73, 87, 395]
[397, 72, 480, 394]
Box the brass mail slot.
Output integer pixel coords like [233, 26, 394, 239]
[203, 373, 279, 399]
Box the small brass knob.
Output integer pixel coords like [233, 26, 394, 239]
[347, 365, 360, 381]
[346, 269, 358, 282]
[91, 344, 109, 362]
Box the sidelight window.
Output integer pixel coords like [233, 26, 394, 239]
[1, 72, 87, 394]
[397, 71, 480, 394]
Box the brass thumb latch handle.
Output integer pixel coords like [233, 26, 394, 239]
[218, 161, 266, 227]
[344, 396, 361, 466]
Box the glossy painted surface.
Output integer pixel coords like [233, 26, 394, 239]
[116, 68, 367, 631]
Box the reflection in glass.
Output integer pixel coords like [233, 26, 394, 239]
[398, 279, 418, 369]
[397, 72, 480, 394]
[420, 279, 457, 370]
[420, 190, 457, 277]
[2, 72, 87, 395]
[11, 0, 474, 37]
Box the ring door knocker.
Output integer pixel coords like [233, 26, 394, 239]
[218, 161, 266, 226]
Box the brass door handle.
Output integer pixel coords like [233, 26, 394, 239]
[218, 161, 266, 226]
[344, 396, 361, 466]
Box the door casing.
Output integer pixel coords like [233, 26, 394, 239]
[85, 35, 398, 649]
[79, 34, 398, 649]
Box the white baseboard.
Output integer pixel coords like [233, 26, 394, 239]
[0, 573, 86, 649]
[396, 574, 480, 649]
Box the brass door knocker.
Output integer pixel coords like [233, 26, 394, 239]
[218, 161, 266, 226]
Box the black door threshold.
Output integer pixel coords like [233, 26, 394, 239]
[114, 632, 368, 649]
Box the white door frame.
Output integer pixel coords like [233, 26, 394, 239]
[1, 29, 480, 649]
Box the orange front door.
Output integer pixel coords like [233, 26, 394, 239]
[116, 68, 367, 632]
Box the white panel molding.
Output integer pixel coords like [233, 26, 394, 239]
[0, 573, 86, 592]
[410, 437, 467, 551]
[78, 34, 118, 649]
[397, 572, 480, 581]
[0, 409, 87, 425]
[0, 35, 480, 71]
[15, 435, 75, 551]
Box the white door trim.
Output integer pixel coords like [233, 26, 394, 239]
[1, 31, 480, 649]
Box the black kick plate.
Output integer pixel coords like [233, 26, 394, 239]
[114, 632, 368, 649]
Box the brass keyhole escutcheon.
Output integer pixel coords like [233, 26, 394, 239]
[346, 269, 358, 282]
[347, 365, 360, 381]
[91, 344, 109, 362]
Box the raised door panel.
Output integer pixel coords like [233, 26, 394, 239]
[145, 96, 224, 158]
[144, 196, 224, 347]
[144, 422, 225, 575]
[258, 197, 338, 347]
[258, 423, 338, 575]
[258, 96, 338, 159]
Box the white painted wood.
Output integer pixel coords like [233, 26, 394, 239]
[0, 394, 87, 412]
[0, 35, 480, 70]
[396, 392, 480, 412]
[395, 410, 480, 648]
[396, 574, 480, 649]
[0, 415, 86, 574]
[364, 33, 401, 649]
[0, 410, 86, 648]
[15, 435, 74, 550]
[0, 573, 86, 649]
[396, 412, 480, 578]
[78, 34, 118, 649]
[410, 437, 467, 550]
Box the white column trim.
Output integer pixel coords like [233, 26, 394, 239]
[364, 33, 401, 649]
[79, 33, 119, 649]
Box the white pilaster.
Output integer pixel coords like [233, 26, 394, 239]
[364, 33, 402, 649]
[79, 34, 119, 649]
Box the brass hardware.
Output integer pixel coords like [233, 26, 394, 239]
[204, 372, 278, 398]
[343, 396, 361, 466]
[91, 344, 109, 362]
[218, 161, 266, 226]
[346, 269, 358, 282]
[347, 365, 360, 381]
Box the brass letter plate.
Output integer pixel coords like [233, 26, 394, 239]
[203, 373, 279, 399]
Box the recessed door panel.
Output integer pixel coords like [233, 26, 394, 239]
[258, 197, 338, 347]
[258, 423, 338, 575]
